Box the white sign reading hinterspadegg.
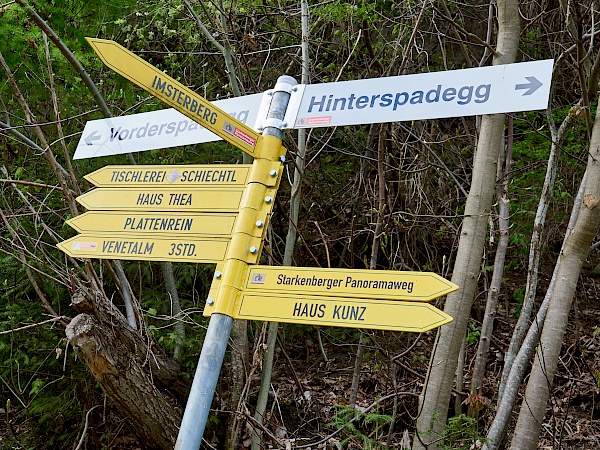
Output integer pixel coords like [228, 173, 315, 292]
[284, 59, 553, 128]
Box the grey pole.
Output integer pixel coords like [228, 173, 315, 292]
[174, 313, 232, 450]
[174, 75, 298, 450]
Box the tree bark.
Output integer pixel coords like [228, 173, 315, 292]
[498, 113, 571, 400]
[72, 288, 190, 404]
[470, 118, 512, 399]
[483, 173, 586, 450]
[66, 313, 183, 450]
[413, 1, 520, 447]
[509, 104, 600, 450]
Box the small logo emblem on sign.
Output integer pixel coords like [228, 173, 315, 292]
[307, 116, 332, 125]
[169, 169, 181, 183]
[223, 122, 257, 147]
[223, 122, 234, 134]
[295, 116, 332, 126]
[72, 241, 98, 251]
[251, 273, 266, 284]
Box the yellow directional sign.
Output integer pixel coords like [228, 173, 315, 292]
[57, 233, 229, 263]
[86, 38, 261, 157]
[84, 164, 253, 188]
[67, 211, 237, 237]
[243, 266, 458, 301]
[76, 187, 244, 212]
[234, 292, 453, 332]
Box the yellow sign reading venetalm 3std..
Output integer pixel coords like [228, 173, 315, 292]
[57, 234, 230, 263]
[86, 38, 261, 157]
[235, 292, 453, 332]
[244, 266, 458, 302]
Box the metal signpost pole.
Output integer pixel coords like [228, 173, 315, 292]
[174, 75, 297, 450]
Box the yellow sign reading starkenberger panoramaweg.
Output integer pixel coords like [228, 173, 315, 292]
[243, 266, 458, 302]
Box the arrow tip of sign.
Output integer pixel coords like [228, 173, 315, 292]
[85, 37, 106, 45]
[84, 37, 100, 48]
[85, 37, 120, 64]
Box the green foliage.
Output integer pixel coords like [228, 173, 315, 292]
[327, 404, 393, 449]
[435, 414, 487, 450]
[0, 262, 91, 448]
[512, 286, 526, 317]
[135, 262, 213, 365]
[412, 354, 428, 365]
[508, 107, 588, 264]
[465, 320, 481, 346]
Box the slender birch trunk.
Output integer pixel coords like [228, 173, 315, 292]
[482, 173, 586, 450]
[469, 118, 512, 400]
[251, 2, 309, 448]
[413, 2, 520, 447]
[498, 112, 572, 400]
[508, 105, 600, 450]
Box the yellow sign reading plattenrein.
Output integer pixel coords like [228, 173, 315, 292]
[67, 211, 237, 237]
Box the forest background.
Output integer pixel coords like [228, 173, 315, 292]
[1, 0, 599, 449]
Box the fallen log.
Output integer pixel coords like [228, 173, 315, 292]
[66, 313, 183, 449]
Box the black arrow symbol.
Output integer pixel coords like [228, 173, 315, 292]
[84, 130, 101, 145]
[515, 76, 543, 95]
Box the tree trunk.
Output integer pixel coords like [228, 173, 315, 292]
[252, 2, 309, 448]
[508, 104, 600, 450]
[66, 313, 183, 449]
[483, 173, 586, 450]
[413, 2, 520, 447]
[470, 118, 512, 399]
[498, 112, 571, 400]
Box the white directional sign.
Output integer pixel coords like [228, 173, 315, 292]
[282, 59, 553, 129]
[74, 59, 553, 160]
[74, 94, 263, 160]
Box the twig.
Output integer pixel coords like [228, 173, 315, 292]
[0, 178, 63, 191]
[275, 197, 322, 267]
[276, 334, 304, 394]
[0, 316, 67, 335]
[5, 405, 27, 450]
[74, 405, 101, 450]
[392, 334, 423, 362]
[392, 359, 426, 379]
[242, 404, 288, 448]
[433, 5, 499, 58]
[314, 221, 331, 268]
[335, 29, 362, 82]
